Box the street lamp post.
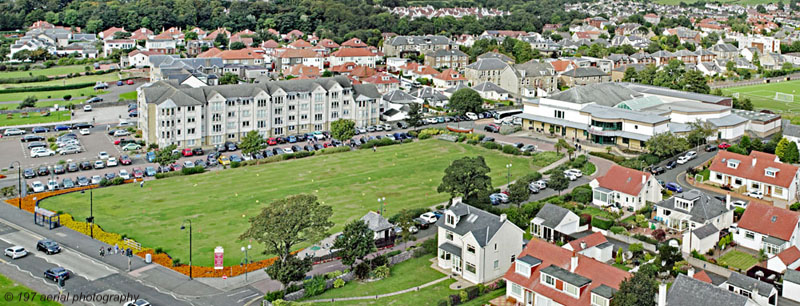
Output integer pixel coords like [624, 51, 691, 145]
[80, 189, 94, 239]
[506, 163, 512, 188]
[241, 244, 251, 282]
[181, 219, 193, 280]
[9, 161, 21, 210]
[378, 197, 386, 215]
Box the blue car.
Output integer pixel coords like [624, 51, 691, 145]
[32, 127, 49, 133]
[288, 135, 297, 143]
[146, 151, 156, 162]
[665, 182, 683, 193]
[230, 155, 242, 162]
[54, 125, 71, 131]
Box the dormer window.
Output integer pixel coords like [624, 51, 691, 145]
[765, 167, 779, 178]
[728, 159, 740, 169]
[446, 214, 455, 226]
[591, 293, 610, 306]
[515, 261, 530, 277]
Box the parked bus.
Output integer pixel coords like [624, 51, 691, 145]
[493, 109, 523, 124]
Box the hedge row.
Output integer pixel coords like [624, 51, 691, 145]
[591, 217, 614, 230]
[0, 75, 50, 84]
[0, 82, 96, 94]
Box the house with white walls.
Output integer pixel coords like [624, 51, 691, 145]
[734, 201, 800, 257]
[653, 189, 734, 232]
[530, 204, 587, 243]
[708, 150, 800, 202]
[590, 164, 662, 211]
[563, 231, 614, 263]
[766, 246, 800, 273]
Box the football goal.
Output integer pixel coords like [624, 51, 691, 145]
[775, 92, 795, 102]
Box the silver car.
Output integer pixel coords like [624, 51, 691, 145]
[58, 145, 82, 155]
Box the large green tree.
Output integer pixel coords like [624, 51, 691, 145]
[645, 132, 690, 158]
[240, 130, 265, 156]
[266, 254, 313, 290]
[448, 88, 483, 115]
[508, 180, 529, 206]
[333, 219, 376, 268]
[776, 138, 799, 163]
[549, 173, 570, 195]
[437, 156, 492, 200]
[154, 144, 179, 166]
[406, 102, 424, 130]
[219, 73, 239, 85]
[611, 264, 658, 306]
[330, 119, 356, 142]
[686, 120, 716, 148]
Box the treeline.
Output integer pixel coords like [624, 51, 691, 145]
[0, 0, 587, 44]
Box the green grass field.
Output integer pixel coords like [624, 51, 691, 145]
[308, 255, 444, 301]
[0, 88, 108, 103]
[0, 66, 91, 79]
[721, 80, 800, 123]
[718, 250, 759, 271]
[0, 273, 61, 306]
[119, 91, 137, 100]
[0, 73, 119, 89]
[656, 0, 775, 4]
[330, 279, 458, 306]
[41, 140, 549, 266]
[0, 111, 71, 127]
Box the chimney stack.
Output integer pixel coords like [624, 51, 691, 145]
[570, 252, 579, 272]
[642, 175, 646, 185]
[688, 267, 695, 278]
[500, 214, 507, 223]
[752, 157, 757, 168]
[658, 283, 668, 306]
[726, 193, 732, 210]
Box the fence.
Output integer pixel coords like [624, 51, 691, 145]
[709, 73, 800, 89]
[686, 256, 732, 278]
[604, 230, 658, 253]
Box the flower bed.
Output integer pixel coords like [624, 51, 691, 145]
[4, 185, 291, 278]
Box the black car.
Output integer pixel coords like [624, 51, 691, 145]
[79, 161, 92, 170]
[704, 144, 717, 152]
[53, 164, 65, 174]
[291, 145, 302, 152]
[296, 134, 306, 142]
[272, 148, 284, 155]
[27, 141, 47, 149]
[207, 151, 220, 160]
[304, 145, 315, 152]
[514, 142, 524, 149]
[263, 150, 274, 157]
[665, 160, 677, 169]
[23, 168, 36, 179]
[105, 172, 116, 180]
[37, 239, 60, 254]
[650, 166, 665, 175]
[275, 136, 286, 144]
[314, 143, 324, 150]
[37, 166, 50, 176]
[21, 135, 45, 142]
[67, 162, 79, 172]
[359, 137, 367, 144]
[225, 142, 237, 151]
[44, 267, 69, 281]
[484, 125, 499, 133]
[71, 122, 93, 129]
[253, 153, 264, 159]
[397, 122, 408, 129]
[192, 147, 204, 155]
[482, 137, 495, 143]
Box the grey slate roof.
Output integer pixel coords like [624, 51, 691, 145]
[382, 90, 417, 104]
[591, 284, 617, 299]
[444, 83, 470, 94]
[655, 189, 731, 224]
[583, 104, 669, 124]
[513, 61, 554, 77]
[466, 58, 509, 71]
[561, 67, 607, 78]
[360, 211, 393, 232]
[518, 255, 542, 266]
[619, 83, 729, 104]
[548, 83, 642, 106]
[410, 87, 448, 102]
[708, 114, 748, 127]
[692, 223, 719, 239]
[667, 274, 748, 306]
[710, 43, 738, 52]
[726, 272, 774, 297]
[438, 242, 462, 255]
[478, 52, 514, 63]
[783, 120, 800, 138]
[353, 84, 381, 99]
[435, 202, 510, 247]
[540, 265, 591, 287]
[534, 204, 572, 228]
[472, 82, 508, 94]
[785, 269, 800, 284]
[387, 35, 452, 46]
[427, 49, 467, 57]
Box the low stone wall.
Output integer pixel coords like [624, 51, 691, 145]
[686, 256, 733, 278]
[603, 230, 658, 253]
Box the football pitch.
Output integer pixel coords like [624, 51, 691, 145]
[721, 80, 800, 122]
[40, 140, 552, 266]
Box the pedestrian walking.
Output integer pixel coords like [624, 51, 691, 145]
[106, 125, 110, 131]
[140, 180, 144, 188]
[372, 145, 377, 152]
[114, 244, 119, 254]
[99, 247, 104, 257]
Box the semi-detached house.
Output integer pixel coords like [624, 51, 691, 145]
[590, 164, 662, 211]
[734, 201, 800, 257]
[328, 48, 379, 68]
[436, 202, 524, 285]
[709, 150, 800, 202]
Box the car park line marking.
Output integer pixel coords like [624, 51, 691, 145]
[237, 293, 260, 303]
[227, 290, 251, 296]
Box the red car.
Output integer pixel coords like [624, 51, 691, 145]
[182, 148, 193, 157]
[267, 137, 277, 146]
[119, 155, 132, 165]
[170, 163, 183, 171]
[114, 138, 124, 145]
[132, 168, 144, 178]
[323, 142, 331, 148]
[718, 142, 731, 149]
[126, 79, 134, 85]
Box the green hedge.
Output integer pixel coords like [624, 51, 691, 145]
[0, 75, 49, 84]
[359, 137, 398, 149]
[591, 217, 614, 230]
[0, 82, 96, 94]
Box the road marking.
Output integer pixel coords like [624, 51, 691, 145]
[227, 290, 251, 297]
[237, 293, 260, 304]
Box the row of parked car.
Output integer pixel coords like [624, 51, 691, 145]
[4, 122, 94, 137]
[28, 132, 91, 158]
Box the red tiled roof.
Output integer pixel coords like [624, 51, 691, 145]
[289, 39, 313, 49]
[550, 60, 572, 72]
[503, 239, 631, 306]
[285, 64, 321, 77]
[350, 65, 377, 78]
[130, 28, 154, 40]
[267, 29, 280, 36]
[285, 30, 304, 38]
[128, 50, 161, 57]
[318, 39, 340, 48]
[738, 202, 800, 241]
[261, 40, 280, 48]
[218, 48, 263, 60]
[777, 246, 800, 265]
[566, 232, 608, 252]
[190, 27, 207, 35]
[709, 150, 799, 188]
[341, 38, 367, 48]
[330, 48, 375, 57]
[399, 62, 420, 71]
[330, 62, 358, 73]
[276, 48, 321, 58]
[197, 47, 223, 58]
[413, 65, 439, 75]
[101, 27, 126, 39]
[361, 73, 399, 84]
[206, 28, 230, 41]
[693, 270, 712, 284]
[433, 69, 466, 81]
[595, 164, 651, 196]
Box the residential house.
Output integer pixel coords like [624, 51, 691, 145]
[424, 49, 468, 70]
[766, 246, 800, 273]
[287, 39, 313, 50]
[472, 82, 510, 101]
[273, 48, 324, 71]
[562, 231, 614, 263]
[653, 189, 734, 232]
[409, 87, 448, 107]
[478, 52, 515, 65]
[664, 274, 752, 306]
[386, 57, 408, 72]
[381, 90, 420, 121]
[721, 272, 779, 306]
[681, 223, 720, 254]
[503, 239, 631, 306]
[590, 164, 662, 211]
[361, 73, 400, 94]
[710, 44, 740, 61]
[708, 150, 800, 202]
[341, 38, 367, 48]
[435, 202, 524, 284]
[317, 39, 340, 55]
[125, 50, 161, 68]
[760, 53, 785, 70]
[328, 48, 379, 68]
[198, 48, 265, 66]
[559, 67, 610, 87]
[464, 58, 509, 86]
[100, 27, 127, 41]
[129, 28, 153, 42]
[644, 13, 660, 24]
[784, 269, 800, 303]
[284, 65, 322, 79]
[497, 61, 558, 98]
[530, 203, 586, 243]
[432, 69, 466, 88]
[360, 211, 395, 241]
[145, 34, 177, 54]
[734, 201, 800, 257]
[383, 35, 454, 57]
[103, 39, 135, 57]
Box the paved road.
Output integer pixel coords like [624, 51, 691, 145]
[653, 147, 720, 197]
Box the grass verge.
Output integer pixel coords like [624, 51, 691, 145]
[0, 273, 61, 306]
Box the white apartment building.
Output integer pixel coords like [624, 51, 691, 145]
[137, 76, 382, 148]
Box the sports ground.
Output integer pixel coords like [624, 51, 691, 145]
[721, 80, 800, 122]
[40, 140, 558, 266]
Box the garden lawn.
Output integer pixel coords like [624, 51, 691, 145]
[119, 91, 137, 100]
[612, 263, 631, 271]
[307, 255, 444, 300]
[0, 88, 108, 102]
[0, 65, 90, 79]
[718, 250, 759, 271]
[41, 140, 550, 266]
[720, 80, 800, 124]
[0, 73, 118, 89]
[581, 161, 596, 176]
[461, 289, 505, 306]
[326, 279, 457, 306]
[531, 151, 563, 168]
[0, 111, 71, 127]
[0, 273, 61, 306]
